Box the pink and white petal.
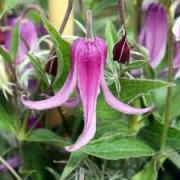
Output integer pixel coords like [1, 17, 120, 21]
[172, 17, 180, 41]
[65, 38, 106, 151]
[21, 64, 77, 110]
[101, 76, 153, 114]
[175, 69, 180, 79]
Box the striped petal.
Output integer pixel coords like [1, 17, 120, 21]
[139, 3, 168, 68]
[65, 38, 107, 151]
[20, 40, 81, 110]
[101, 76, 153, 114]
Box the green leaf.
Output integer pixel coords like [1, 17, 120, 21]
[81, 134, 156, 160]
[28, 54, 49, 86]
[10, 22, 19, 59]
[95, 119, 130, 139]
[41, 16, 71, 91]
[22, 142, 52, 180]
[140, 121, 180, 151]
[105, 21, 118, 56]
[60, 152, 87, 180]
[27, 129, 70, 147]
[0, 46, 12, 62]
[96, 93, 123, 121]
[132, 160, 158, 180]
[0, 0, 17, 19]
[119, 78, 173, 103]
[0, 97, 16, 133]
[121, 60, 147, 74]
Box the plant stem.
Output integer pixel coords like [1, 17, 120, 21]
[59, 0, 73, 34]
[86, 10, 94, 40]
[134, 0, 142, 38]
[160, 28, 173, 153]
[118, 0, 126, 30]
[0, 156, 22, 180]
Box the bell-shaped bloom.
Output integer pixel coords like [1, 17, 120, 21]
[113, 34, 130, 64]
[173, 42, 180, 79]
[5, 17, 39, 90]
[138, 3, 168, 68]
[21, 37, 152, 152]
[172, 17, 180, 41]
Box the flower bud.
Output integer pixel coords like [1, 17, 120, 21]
[0, 29, 5, 45]
[113, 34, 130, 64]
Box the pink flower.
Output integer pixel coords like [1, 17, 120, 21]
[21, 37, 152, 152]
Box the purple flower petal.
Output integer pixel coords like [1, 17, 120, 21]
[65, 38, 107, 152]
[21, 63, 77, 110]
[139, 3, 168, 68]
[0, 156, 20, 172]
[100, 76, 153, 114]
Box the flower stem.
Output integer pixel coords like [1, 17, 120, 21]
[0, 156, 22, 180]
[160, 28, 174, 153]
[86, 10, 94, 40]
[118, 0, 126, 30]
[59, 0, 73, 34]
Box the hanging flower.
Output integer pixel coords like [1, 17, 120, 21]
[138, 3, 168, 68]
[21, 35, 152, 151]
[113, 33, 130, 64]
[5, 17, 39, 90]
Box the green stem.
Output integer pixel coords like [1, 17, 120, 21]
[160, 28, 173, 153]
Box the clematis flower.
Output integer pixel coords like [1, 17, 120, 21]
[138, 3, 168, 68]
[5, 17, 39, 90]
[21, 35, 152, 151]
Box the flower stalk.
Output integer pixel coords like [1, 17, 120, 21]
[160, 27, 174, 153]
[118, 0, 126, 30]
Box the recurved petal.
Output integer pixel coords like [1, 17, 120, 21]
[21, 63, 77, 110]
[65, 38, 107, 151]
[101, 76, 153, 114]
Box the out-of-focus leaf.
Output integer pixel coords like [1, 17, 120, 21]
[81, 134, 156, 160]
[41, 16, 71, 91]
[140, 121, 180, 151]
[0, 97, 15, 133]
[27, 129, 70, 147]
[22, 142, 52, 180]
[46, 167, 60, 180]
[0, 0, 17, 19]
[167, 149, 180, 169]
[0, 46, 12, 62]
[132, 160, 158, 180]
[60, 151, 87, 180]
[119, 78, 173, 103]
[10, 22, 19, 60]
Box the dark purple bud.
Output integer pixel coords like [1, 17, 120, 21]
[45, 57, 58, 76]
[0, 29, 5, 45]
[113, 34, 130, 64]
